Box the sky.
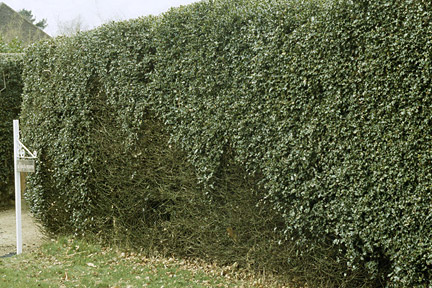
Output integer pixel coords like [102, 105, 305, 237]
[4, 0, 200, 36]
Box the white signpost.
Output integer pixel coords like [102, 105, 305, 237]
[13, 119, 36, 255]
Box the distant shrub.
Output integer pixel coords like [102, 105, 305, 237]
[0, 53, 23, 206]
[0, 35, 24, 53]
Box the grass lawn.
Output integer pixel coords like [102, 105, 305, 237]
[0, 237, 281, 287]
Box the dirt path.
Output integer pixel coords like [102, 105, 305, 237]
[0, 205, 46, 257]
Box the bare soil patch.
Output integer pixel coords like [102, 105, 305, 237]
[0, 204, 46, 257]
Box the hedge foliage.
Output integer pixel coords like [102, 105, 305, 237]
[20, 0, 432, 286]
[0, 53, 23, 206]
[0, 33, 25, 54]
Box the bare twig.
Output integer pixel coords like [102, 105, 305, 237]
[0, 72, 6, 94]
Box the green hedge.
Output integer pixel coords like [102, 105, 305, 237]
[0, 53, 23, 206]
[20, 0, 432, 286]
[20, 17, 156, 230]
[19, 15, 320, 286]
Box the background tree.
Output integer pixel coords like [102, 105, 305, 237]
[56, 16, 88, 36]
[18, 9, 48, 30]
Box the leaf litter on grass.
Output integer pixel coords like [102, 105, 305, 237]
[0, 237, 289, 287]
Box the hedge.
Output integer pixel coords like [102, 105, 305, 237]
[0, 53, 23, 206]
[19, 15, 321, 286]
[20, 0, 432, 286]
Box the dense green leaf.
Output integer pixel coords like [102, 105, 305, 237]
[19, 0, 432, 286]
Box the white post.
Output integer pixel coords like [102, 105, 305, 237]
[13, 119, 22, 255]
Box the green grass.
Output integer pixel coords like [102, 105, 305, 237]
[0, 237, 276, 287]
